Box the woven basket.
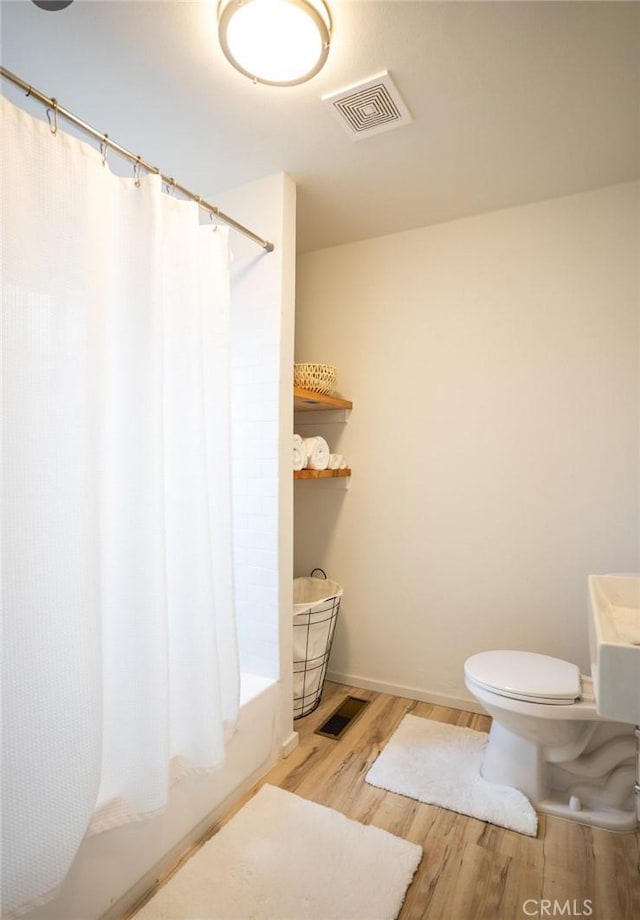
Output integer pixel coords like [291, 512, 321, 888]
[294, 363, 337, 395]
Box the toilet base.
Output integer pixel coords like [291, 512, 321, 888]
[481, 719, 638, 832]
[536, 791, 638, 832]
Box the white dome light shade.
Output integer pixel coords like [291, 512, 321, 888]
[218, 0, 331, 86]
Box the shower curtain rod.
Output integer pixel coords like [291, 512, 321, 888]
[0, 66, 275, 253]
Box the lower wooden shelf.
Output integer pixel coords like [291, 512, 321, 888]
[294, 468, 351, 480]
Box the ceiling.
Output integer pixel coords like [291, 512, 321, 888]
[1, 1, 639, 253]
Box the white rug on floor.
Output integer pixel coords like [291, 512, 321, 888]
[365, 714, 538, 837]
[135, 784, 422, 920]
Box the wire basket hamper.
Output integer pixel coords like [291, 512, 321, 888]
[293, 570, 343, 719]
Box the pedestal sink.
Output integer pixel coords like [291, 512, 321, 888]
[588, 574, 640, 725]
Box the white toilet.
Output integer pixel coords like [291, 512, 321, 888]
[464, 649, 638, 831]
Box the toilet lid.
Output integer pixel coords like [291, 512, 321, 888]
[464, 650, 581, 702]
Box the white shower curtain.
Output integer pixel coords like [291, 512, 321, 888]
[1, 96, 240, 917]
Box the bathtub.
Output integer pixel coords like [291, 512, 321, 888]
[25, 675, 280, 920]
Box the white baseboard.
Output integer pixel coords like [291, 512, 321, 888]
[325, 670, 487, 716]
[281, 731, 299, 758]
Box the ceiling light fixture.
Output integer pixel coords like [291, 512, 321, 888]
[218, 0, 331, 87]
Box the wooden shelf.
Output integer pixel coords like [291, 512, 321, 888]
[293, 387, 352, 482]
[294, 468, 351, 480]
[294, 387, 353, 412]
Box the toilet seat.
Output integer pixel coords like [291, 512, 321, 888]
[464, 650, 581, 705]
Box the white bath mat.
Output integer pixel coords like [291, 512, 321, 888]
[365, 714, 538, 837]
[135, 783, 422, 920]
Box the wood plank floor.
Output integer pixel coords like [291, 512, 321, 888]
[132, 681, 640, 920]
[263, 682, 640, 920]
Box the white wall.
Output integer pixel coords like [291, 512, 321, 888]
[294, 182, 640, 709]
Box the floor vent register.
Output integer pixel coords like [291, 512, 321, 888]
[315, 696, 370, 740]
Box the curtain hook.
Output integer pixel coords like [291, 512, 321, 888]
[166, 177, 176, 196]
[133, 156, 141, 188]
[209, 209, 218, 232]
[46, 99, 59, 135]
[100, 134, 109, 167]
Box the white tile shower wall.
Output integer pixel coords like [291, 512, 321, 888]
[220, 173, 296, 682]
[217, 172, 296, 751]
[231, 319, 280, 677]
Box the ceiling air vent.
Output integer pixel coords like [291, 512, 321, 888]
[323, 71, 412, 141]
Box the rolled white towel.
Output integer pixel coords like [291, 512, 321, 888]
[293, 433, 306, 471]
[293, 433, 305, 470]
[339, 457, 348, 470]
[302, 436, 330, 471]
[328, 454, 342, 470]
